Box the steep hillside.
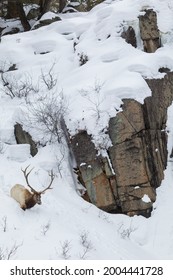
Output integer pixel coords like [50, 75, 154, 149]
[1, 0, 173, 259]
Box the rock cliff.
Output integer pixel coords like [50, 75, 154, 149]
[67, 9, 173, 217]
[69, 71, 173, 218]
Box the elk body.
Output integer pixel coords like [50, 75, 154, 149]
[10, 166, 55, 210]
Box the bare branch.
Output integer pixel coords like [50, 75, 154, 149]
[0, 70, 38, 100]
[57, 240, 71, 260]
[40, 62, 57, 90]
[41, 220, 51, 236]
[79, 231, 93, 260]
[27, 91, 68, 143]
[0, 242, 22, 260]
[79, 79, 105, 121]
[1, 216, 7, 232]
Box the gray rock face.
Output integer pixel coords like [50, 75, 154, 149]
[14, 123, 38, 157]
[139, 9, 161, 52]
[69, 9, 169, 217]
[71, 130, 117, 211]
[27, 7, 40, 20]
[69, 72, 173, 217]
[108, 100, 145, 145]
[121, 26, 137, 48]
[120, 9, 160, 52]
[2, 27, 20, 36]
[32, 16, 61, 30]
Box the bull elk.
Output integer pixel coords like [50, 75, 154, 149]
[10, 166, 55, 210]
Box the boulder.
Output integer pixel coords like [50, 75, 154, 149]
[14, 123, 38, 157]
[32, 15, 61, 30]
[2, 27, 20, 36]
[121, 26, 137, 48]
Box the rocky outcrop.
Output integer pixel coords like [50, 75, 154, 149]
[139, 9, 161, 52]
[27, 6, 40, 20]
[120, 9, 160, 52]
[14, 123, 38, 157]
[32, 15, 61, 30]
[69, 72, 173, 217]
[121, 26, 137, 48]
[2, 27, 20, 36]
[71, 130, 117, 212]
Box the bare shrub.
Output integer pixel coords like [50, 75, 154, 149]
[41, 220, 51, 236]
[40, 62, 58, 90]
[57, 240, 71, 260]
[28, 91, 68, 143]
[117, 222, 137, 239]
[1, 216, 7, 232]
[0, 242, 22, 260]
[78, 53, 89, 66]
[0, 71, 38, 100]
[0, 61, 58, 100]
[80, 79, 105, 121]
[0, 247, 5, 260]
[98, 210, 111, 223]
[0, 61, 68, 145]
[79, 231, 93, 259]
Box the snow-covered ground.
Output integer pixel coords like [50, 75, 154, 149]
[1, 0, 173, 259]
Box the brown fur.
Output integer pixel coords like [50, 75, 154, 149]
[10, 184, 41, 210]
[10, 166, 54, 210]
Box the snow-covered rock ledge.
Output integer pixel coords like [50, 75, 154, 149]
[68, 70, 173, 218]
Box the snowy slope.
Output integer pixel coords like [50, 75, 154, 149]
[1, 0, 173, 259]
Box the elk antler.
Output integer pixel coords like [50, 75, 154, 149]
[21, 165, 37, 193]
[38, 170, 55, 194]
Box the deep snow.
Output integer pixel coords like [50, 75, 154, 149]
[1, 0, 173, 259]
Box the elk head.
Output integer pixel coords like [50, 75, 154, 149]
[10, 166, 55, 210]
